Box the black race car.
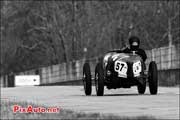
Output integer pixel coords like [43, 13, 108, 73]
[82, 50, 158, 96]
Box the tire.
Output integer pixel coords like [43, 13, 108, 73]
[137, 79, 146, 94]
[95, 63, 104, 96]
[83, 63, 92, 95]
[148, 61, 158, 95]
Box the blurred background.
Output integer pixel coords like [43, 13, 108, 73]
[0, 0, 180, 75]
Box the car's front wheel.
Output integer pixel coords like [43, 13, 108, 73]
[83, 63, 92, 95]
[95, 63, 104, 96]
[148, 61, 158, 95]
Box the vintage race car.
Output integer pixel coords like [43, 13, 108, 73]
[82, 50, 158, 96]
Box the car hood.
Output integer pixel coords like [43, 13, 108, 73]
[105, 52, 142, 63]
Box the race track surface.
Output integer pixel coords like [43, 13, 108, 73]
[1, 86, 179, 119]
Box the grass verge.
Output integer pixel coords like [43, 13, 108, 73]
[1, 100, 156, 119]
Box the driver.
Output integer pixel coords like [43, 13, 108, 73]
[122, 36, 147, 62]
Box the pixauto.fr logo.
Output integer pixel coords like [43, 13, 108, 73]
[13, 105, 60, 113]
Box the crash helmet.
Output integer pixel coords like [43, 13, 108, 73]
[129, 36, 140, 50]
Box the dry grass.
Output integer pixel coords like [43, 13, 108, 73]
[0, 100, 156, 120]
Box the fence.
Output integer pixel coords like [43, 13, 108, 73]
[145, 44, 180, 70]
[0, 44, 179, 87]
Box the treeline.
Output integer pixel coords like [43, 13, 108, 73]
[0, 0, 179, 74]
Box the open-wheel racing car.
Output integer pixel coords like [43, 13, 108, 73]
[82, 50, 158, 96]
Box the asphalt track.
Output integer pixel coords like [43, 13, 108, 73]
[1, 86, 179, 119]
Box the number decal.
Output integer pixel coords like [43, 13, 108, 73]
[114, 61, 127, 76]
[116, 63, 125, 71]
[133, 61, 142, 76]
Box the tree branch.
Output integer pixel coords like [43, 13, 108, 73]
[159, 32, 168, 42]
[20, 42, 41, 50]
[58, 29, 68, 62]
[170, 11, 179, 22]
[27, 26, 47, 33]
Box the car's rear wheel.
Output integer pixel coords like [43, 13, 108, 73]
[83, 63, 92, 95]
[95, 63, 104, 96]
[137, 79, 146, 94]
[148, 61, 158, 95]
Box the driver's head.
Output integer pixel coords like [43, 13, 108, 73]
[129, 36, 140, 50]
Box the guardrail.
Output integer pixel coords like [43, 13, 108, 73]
[0, 44, 179, 87]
